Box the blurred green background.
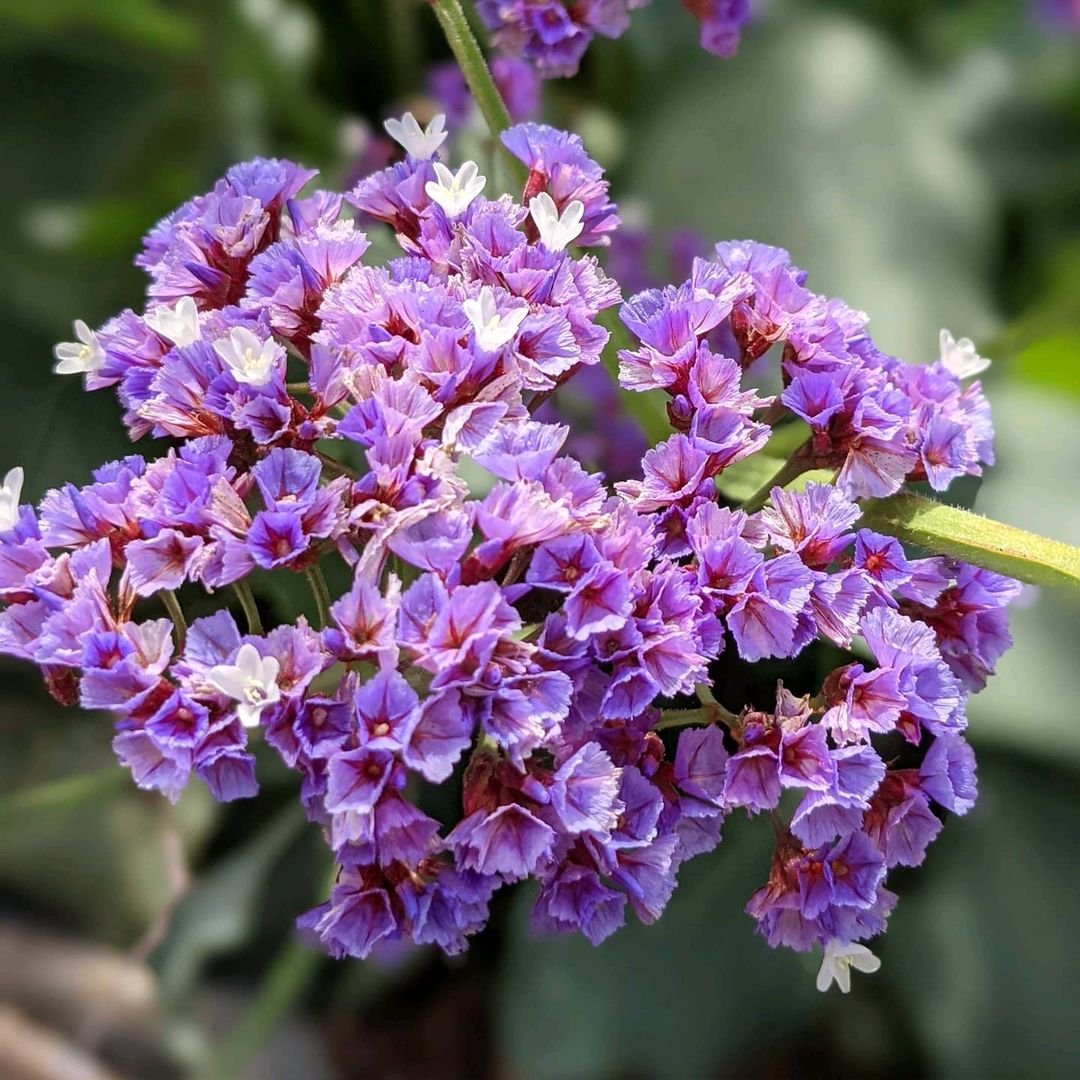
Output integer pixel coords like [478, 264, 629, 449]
[1, 1, 1079, 1077]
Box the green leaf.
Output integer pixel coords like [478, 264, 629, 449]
[0, 0, 198, 53]
[860, 491, 1080, 589]
[0, 765, 127, 826]
[627, 8, 997, 361]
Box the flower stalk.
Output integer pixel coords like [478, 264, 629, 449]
[428, 0, 527, 182]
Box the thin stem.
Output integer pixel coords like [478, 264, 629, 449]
[654, 700, 737, 732]
[315, 450, 359, 481]
[161, 590, 187, 651]
[429, 0, 527, 183]
[739, 444, 811, 514]
[233, 580, 263, 636]
[305, 564, 333, 629]
[285, 381, 313, 395]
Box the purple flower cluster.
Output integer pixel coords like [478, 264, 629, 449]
[475, 0, 751, 78]
[620, 240, 996, 499]
[0, 115, 1021, 990]
[614, 238, 1020, 969]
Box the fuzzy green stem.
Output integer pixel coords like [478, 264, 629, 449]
[861, 491, 1080, 590]
[739, 446, 811, 514]
[162, 590, 187, 651]
[233, 580, 263, 636]
[654, 700, 737, 732]
[429, 0, 526, 182]
[305, 565, 333, 629]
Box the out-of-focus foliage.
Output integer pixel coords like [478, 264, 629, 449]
[1, 1, 1078, 1077]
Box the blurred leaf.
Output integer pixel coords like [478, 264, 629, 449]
[883, 753, 1080, 1075]
[627, 8, 997, 361]
[715, 453, 788, 503]
[995, 242, 1080, 399]
[0, 682, 216, 945]
[152, 802, 307, 1004]
[861, 491, 1080, 589]
[0, 0, 198, 53]
[0, 765, 127, 826]
[497, 815, 821, 1079]
[961, 381, 1080, 764]
[1013, 332, 1080, 400]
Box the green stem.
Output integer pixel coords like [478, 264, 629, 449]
[429, 0, 526, 182]
[161, 590, 187, 651]
[233, 580, 263, 636]
[739, 446, 811, 514]
[305, 565, 333, 628]
[654, 701, 737, 732]
[860, 491, 1080, 590]
[315, 450, 359, 481]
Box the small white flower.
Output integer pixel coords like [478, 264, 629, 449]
[816, 939, 881, 994]
[212, 327, 285, 387]
[425, 161, 486, 218]
[384, 111, 448, 160]
[939, 328, 990, 380]
[208, 643, 281, 728]
[145, 297, 201, 347]
[462, 286, 529, 352]
[53, 319, 105, 376]
[0, 466, 24, 532]
[529, 192, 585, 252]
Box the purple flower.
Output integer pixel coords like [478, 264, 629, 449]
[448, 803, 556, 880]
[683, 0, 752, 58]
[919, 734, 977, 815]
[502, 123, 619, 245]
[533, 863, 627, 944]
[549, 742, 622, 836]
[727, 554, 815, 662]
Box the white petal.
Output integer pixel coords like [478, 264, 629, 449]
[146, 298, 201, 346]
[816, 959, 837, 993]
[235, 643, 264, 679]
[2, 467, 23, 501]
[431, 161, 455, 187]
[939, 327, 990, 379]
[259, 654, 281, 687]
[53, 342, 82, 362]
[208, 665, 250, 700]
[237, 702, 263, 728]
[847, 945, 882, 974]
